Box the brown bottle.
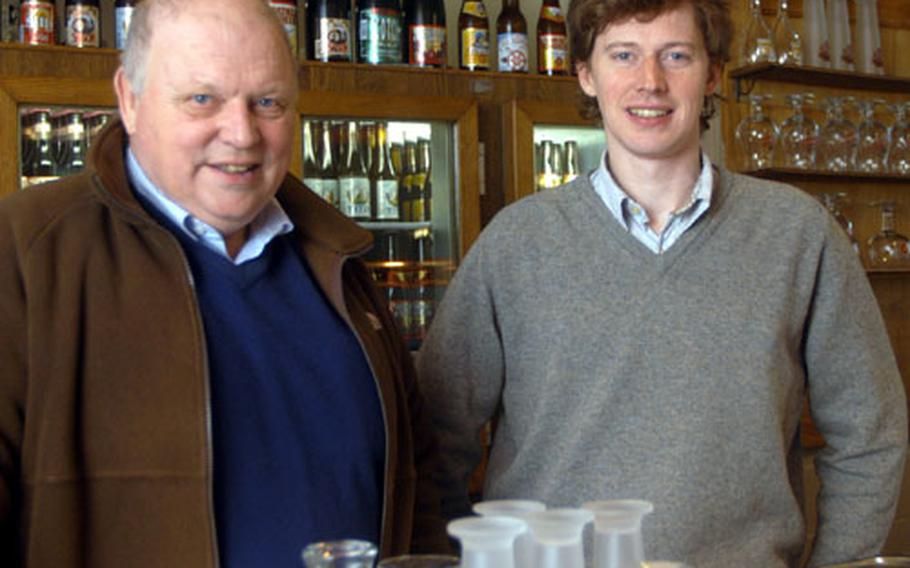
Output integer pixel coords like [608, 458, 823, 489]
[339, 121, 372, 220]
[496, 0, 528, 73]
[537, 0, 568, 76]
[458, 0, 490, 71]
[414, 138, 432, 221]
[400, 141, 418, 221]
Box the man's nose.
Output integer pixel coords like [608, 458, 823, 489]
[220, 100, 261, 148]
[640, 56, 668, 92]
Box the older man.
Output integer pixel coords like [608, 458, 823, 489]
[417, 0, 907, 566]
[0, 0, 442, 565]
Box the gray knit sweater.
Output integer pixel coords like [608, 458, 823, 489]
[417, 167, 908, 567]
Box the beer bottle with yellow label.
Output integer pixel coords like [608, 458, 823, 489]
[537, 0, 568, 76]
[458, 0, 490, 71]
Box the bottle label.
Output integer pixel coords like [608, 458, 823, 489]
[66, 5, 100, 47]
[115, 7, 134, 50]
[409, 24, 446, 66]
[316, 17, 352, 60]
[375, 179, 400, 219]
[539, 33, 568, 72]
[498, 32, 528, 72]
[340, 177, 371, 218]
[461, 1, 487, 18]
[359, 8, 402, 64]
[461, 27, 490, 69]
[268, 1, 298, 56]
[539, 5, 564, 23]
[19, 1, 54, 45]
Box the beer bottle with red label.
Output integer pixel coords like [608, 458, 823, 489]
[537, 0, 568, 76]
[405, 0, 446, 67]
[268, 1, 299, 58]
[20, 0, 55, 46]
[307, 0, 353, 62]
[458, 0, 490, 71]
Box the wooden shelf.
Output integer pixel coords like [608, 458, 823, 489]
[729, 63, 910, 100]
[742, 167, 910, 184]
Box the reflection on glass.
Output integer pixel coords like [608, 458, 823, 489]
[778, 93, 818, 169]
[301, 539, 378, 567]
[818, 192, 859, 254]
[854, 98, 889, 173]
[818, 96, 857, 173]
[736, 94, 777, 170]
[773, 0, 803, 65]
[867, 201, 910, 268]
[888, 102, 910, 175]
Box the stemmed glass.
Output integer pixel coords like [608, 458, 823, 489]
[818, 192, 860, 254]
[887, 102, 910, 175]
[741, 0, 777, 65]
[818, 96, 857, 172]
[773, 0, 803, 65]
[866, 201, 910, 268]
[736, 94, 778, 170]
[777, 93, 819, 169]
[854, 98, 890, 173]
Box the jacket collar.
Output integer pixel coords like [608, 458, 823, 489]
[88, 118, 374, 257]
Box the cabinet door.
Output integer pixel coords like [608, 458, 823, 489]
[1, 76, 117, 196]
[299, 91, 480, 348]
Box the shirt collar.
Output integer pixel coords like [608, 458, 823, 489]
[125, 147, 294, 265]
[590, 151, 714, 230]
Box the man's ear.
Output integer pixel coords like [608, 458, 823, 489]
[705, 62, 722, 97]
[576, 61, 597, 98]
[113, 67, 139, 135]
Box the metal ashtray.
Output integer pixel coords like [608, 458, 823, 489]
[822, 557, 910, 567]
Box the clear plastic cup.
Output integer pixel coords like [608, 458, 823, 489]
[472, 499, 545, 568]
[447, 515, 527, 568]
[582, 500, 654, 568]
[524, 508, 594, 568]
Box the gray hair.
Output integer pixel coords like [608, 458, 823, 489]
[119, 0, 295, 95]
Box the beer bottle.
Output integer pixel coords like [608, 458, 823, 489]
[318, 121, 341, 209]
[114, 0, 136, 50]
[415, 138, 432, 221]
[27, 109, 57, 184]
[390, 142, 403, 177]
[339, 121, 372, 220]
[307, 0, 353, 62]
[19, 1, 55, 46]
[400, 141, 418, 221]
[537, 0, 568, 76]
[405, 0, 446, 67]
[372, 122, 401, 221]
[458, 0, 490, 71]
[268, 0, 299, 58]
[64, 0, 100, 48]
[360, 122, 377, 178]
[357, 0, 403, 64]
[496, 0, 528, 73]
[537, 140, 562, 190]
[302, 121, 326, 201]
[411, 227, 435, 342]
[58, 110, 86, 176]
[562, 140, 580, 183]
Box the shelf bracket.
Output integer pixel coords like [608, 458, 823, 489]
[734, 77, 757, 101]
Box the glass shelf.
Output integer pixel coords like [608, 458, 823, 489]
[360, 221, 432, 231]
[729, 63, 910, 100]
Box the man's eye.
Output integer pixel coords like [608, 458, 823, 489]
[192, 94, 211, 105]
[667, 51, 692, 62]
[612, 52, 633, 61]
[257, 98, 276, 108]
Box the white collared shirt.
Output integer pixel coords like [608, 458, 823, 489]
[589, 151, 714, 254]
[126, 148, 294, 265]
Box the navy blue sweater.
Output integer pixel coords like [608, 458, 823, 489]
[147, 205, 386, 567]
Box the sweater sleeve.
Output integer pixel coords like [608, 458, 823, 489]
[416, 231, 506, 520]
[803, 220, 908, 566]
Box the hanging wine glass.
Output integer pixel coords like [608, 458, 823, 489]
[778, 93, 819, 169]
[818, 96, 857, 173]
[736, 94, 778, 170]
[854, 98, 890, 173]
[741, 0, 777, 66]
[773, 0, 803, 65]
[866, 201, 910, 268]
[818, 192, 860, 254]
[887, 101, 910, 175]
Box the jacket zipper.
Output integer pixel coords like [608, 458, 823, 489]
[337, 253, 392, 552]
[174, 239, 221, 568]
